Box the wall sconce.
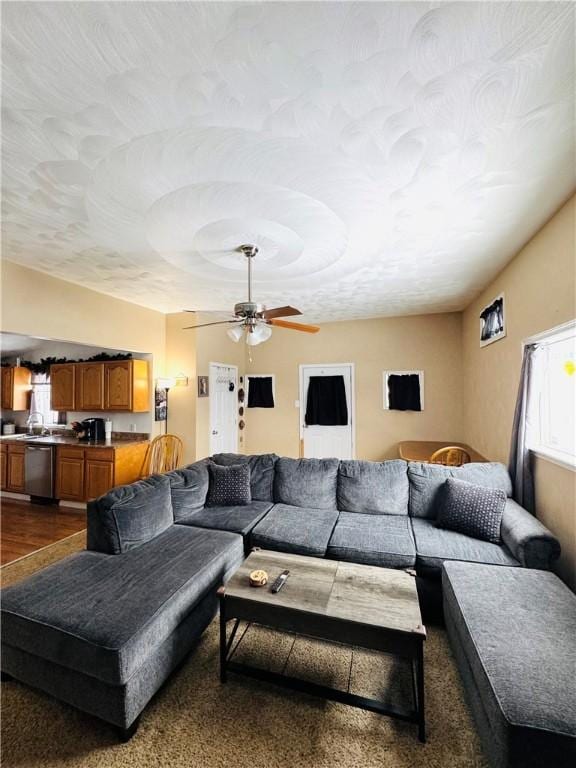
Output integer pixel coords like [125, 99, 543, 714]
[175, 372, 189, 387]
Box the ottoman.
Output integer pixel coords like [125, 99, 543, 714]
[443, 561, 576, 768]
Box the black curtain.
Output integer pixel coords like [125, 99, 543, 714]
[387, 374, 421, 411]
[305, 375, 348, 426]
[247, 377, 274, 408]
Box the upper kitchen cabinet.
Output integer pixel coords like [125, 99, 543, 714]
[76, 363, 105, 411]
[1, 366, 32, 411]
[104, 360, 149, 412]
[49, 359, 150, 413]
[50, 363, 76, 410]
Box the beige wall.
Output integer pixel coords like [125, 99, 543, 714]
[462, 195, 576, 587]
[244, 313, 464, 460]
[1, 260, 167, 437]
[164, 313, 197, 464]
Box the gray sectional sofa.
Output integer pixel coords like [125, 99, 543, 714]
[0, 452, 564, 753]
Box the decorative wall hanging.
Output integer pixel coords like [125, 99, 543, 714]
[155, 387, 167, 422]
[383, 371, 424, 411]
[480, 293, 506, 347]
[197, 375, 209, 397]
[239, 419, 245, 430]
[238, 387, 245, 403]
[247, 375, 275, 408]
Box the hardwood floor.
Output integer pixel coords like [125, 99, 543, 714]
[1, 497, 86, 566]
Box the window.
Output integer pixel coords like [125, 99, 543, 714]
[30, 374, 65, 427]
[529, 323, 576, 468]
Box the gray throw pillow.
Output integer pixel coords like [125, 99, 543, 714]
[436, 478, 506, 543]
[206, 463, 251, 507]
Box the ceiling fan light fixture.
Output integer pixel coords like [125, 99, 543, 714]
[246, 323, 272, 345]
[227, 325, 244, 342]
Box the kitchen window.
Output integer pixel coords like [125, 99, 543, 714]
[528, 322, 576, 470]
[30, 374, 66, 427]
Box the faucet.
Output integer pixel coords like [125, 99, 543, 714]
[26, 411, 45, 435]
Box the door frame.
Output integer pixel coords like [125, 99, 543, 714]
[298, 363, 356, 459]
[209, 362, 239, 455]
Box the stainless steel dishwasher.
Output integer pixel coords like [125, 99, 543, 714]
[24, 444, 55, 499]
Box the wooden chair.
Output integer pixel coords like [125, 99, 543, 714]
[429, 446, 471, 467]
[142, 434, 183, 477]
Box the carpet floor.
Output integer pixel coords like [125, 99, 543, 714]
[1, 534, 488, 768]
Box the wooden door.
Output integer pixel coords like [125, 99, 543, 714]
[0, 447, 7, 490]
[85, 459, 114, 500]
[7, 449, 25, 492]
[76, 364, 105, 410]
[105, 361, 132, 410]
[51, 364, 76, 410]
[56, 455, 85, 500]
[1, 367, 14, 409]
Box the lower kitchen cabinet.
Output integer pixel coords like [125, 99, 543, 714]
[1, 444, 25, 493]
[55, 442, 148, 502]
[56, 450, 86, 502]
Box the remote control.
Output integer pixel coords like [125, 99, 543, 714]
[270, 570, 290, 593]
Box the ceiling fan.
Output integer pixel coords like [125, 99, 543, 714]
[183, 244, 320, 346]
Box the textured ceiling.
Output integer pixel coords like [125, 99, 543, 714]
[2, 1, 575, 320]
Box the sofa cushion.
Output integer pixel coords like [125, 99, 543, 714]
[408, 461, 512, 519]
[206, 463, 251, 507]
[1, 526, 244, 686]
[211, 453, 278, 501]
[443, 562, 576, 768]
[337, 460, 408, 515]
[176, 501, 273, 538]
[87, 474, 173, 554]
[165, 460, 209, 522]
[412, 518, 518, 574]
[436, 478, 506, 543]
[327, 512, 416, 568]
[251, 503, 338, 557]
[274, 457, 339, 509]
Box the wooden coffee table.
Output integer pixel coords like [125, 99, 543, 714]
[218, 550, 427, 742]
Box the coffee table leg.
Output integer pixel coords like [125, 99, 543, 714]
[416, 642, 426, 743]
[219, 593, 227, 684]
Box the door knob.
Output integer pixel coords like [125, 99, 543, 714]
[212, 430, 218, 435]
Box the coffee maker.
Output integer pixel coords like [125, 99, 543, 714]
[79, 418, 106, 442]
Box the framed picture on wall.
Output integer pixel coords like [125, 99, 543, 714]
[480, 293, 506, 347]
[197, 375, 209, 397]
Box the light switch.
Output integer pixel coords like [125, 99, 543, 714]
[294, 400, 300, 408]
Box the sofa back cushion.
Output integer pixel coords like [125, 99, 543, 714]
[87, 474, 173, 554]
[165, 460, 210, 522]
[337, 460, 409, 515]
[274, 457, 339, 509]
[408, 461, 512, 519]
[211, 453, 278, 501]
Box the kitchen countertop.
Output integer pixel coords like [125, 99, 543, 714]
[0, 435, 149, 448]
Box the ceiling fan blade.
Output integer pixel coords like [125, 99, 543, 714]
[268, 319, 320, 333]
[182, 309, 235, 316]
[261, 305, 302, 320]
[183, 320, 242, 330]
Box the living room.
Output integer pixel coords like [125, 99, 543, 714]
[1, 2, 575, 767]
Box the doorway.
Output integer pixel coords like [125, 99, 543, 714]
[209, 363, 238, 455]
[299, 363, 355, 459]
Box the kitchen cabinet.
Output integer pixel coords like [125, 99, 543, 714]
[1, 366, 32, 411]
[55, 447, 85, 502]
[55, 441, 148, 502]
[0, 445, 6, 490]
[104, 360, 149, 412]
[49, 360, 149, 412]
[50, 363, 76, 410]
[76, 363, 105, 411]
[6, 444, 25, 493]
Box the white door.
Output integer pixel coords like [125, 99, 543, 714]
[209, 363, 238, 455]
[299, 364, 355, 459]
